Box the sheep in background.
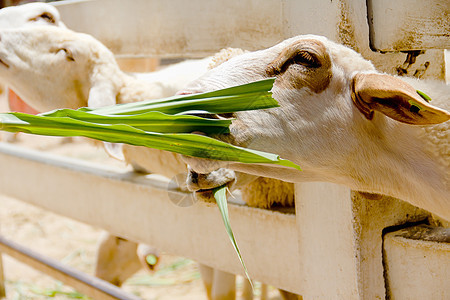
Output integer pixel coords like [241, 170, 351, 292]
[0, 2, 65, 114]
[0, 2, 65, 28]
[0, 25, 210, 111]
[0, 25, 297, 299]
[179, 34, 450, 223]
[0, 6, 163, 288]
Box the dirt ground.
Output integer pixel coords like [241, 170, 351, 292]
[0, 101, 282, 299]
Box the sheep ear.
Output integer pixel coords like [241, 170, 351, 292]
[87, 79, 117, 108]
[351, 73, 450, 125]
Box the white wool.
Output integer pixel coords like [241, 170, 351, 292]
[402, 77, 450, 181]
[208, 48, 248, 69]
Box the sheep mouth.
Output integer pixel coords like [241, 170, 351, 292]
[194, 180, 234, 202]
[0, 58, 9, 68]
[194, 189, 216, 202]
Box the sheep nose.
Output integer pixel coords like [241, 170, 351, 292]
[186, 167, 236, 192]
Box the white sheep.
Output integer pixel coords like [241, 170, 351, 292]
[0, 4, 165, 287]
[0, 2, 65, 113]
[180, 34, 450, 222]
[0, 21, 173, 287]
[0, 2, 65, 29]
[0, 25, 296, 299]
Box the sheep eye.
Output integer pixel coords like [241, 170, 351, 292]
[29, 12, 56, 24]
[292, 51, 320, 68]
[39, 12, 56, 23]
[57, 48, 75, 61]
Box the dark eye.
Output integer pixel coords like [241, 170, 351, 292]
[39, 12, 56, 24]
[29, 12, 56, 24]
[57, 48, 75, 61]
[292, 51, 321, 68]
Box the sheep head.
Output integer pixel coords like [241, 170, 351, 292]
[0, 3, 66, 29]
[0, 26, 122, 112]
[180, 35, 450, 220]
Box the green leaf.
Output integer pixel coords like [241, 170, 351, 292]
[213, 185, 253, 290]
[0, 78, 301, 169]
[145, 254, 158, 266]
[0, 112, 300, 169]
[41, 110, 232, 134]
[79, 78, 278, 115]
[416, 90, 432, 102]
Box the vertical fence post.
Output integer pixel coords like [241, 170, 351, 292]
[294, 182, 430, 299]
[294, 182, 360, 299]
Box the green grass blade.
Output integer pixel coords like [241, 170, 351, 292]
[39, 110, 232, 134]
[0, 112, 300, 169]
[213, 185, 253, 290]
[75, 78, 277, 115]
[416, 90, 432, 102]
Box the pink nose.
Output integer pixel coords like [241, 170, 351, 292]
[8, 89, 39, 114]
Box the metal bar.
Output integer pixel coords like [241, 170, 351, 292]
[0, 235, 141, 300]
[0, 253, 5, 299]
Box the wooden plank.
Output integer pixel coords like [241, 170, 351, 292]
[0, 235, 140, 300]
[384, 225, 450, 299]
[54, 0, 446, 80]
[54, 0, 284, 58]
[0, 142, 301, 294]
[282, 0, 446, 80]
[294, 183, 429, 299]
[368, 0, 450, 51]
[294, 182, 360, 298]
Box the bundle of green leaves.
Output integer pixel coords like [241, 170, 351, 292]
[0, 78, 299, 170]
[0, 78, 300, 285]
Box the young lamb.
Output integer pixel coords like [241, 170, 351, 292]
[179, 34, 450, 222]
[0, 2, 65, 29]
[0, 4, 170, 288]
[0, 25, 298, 299]
[0, 2, 66, 112]
[0, 3, 163, 288]
[0, 23, 177, 286]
